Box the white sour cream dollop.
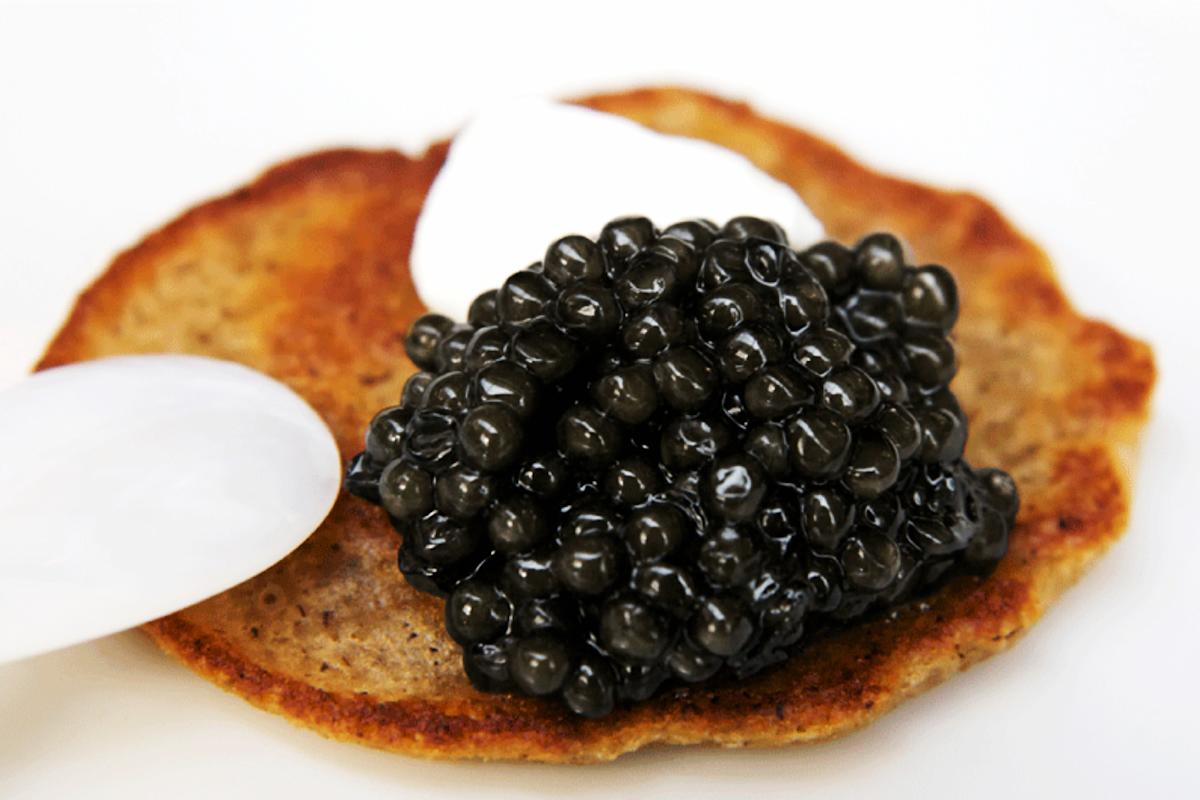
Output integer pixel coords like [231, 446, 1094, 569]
[411, 100, 823, 320]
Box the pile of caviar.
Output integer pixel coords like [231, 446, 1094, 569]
[346, 216, 1019, 718]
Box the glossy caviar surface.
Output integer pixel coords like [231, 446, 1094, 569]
[346, 217, 1018, 719]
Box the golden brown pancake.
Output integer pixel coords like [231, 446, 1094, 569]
[37, 87, 1154, 762]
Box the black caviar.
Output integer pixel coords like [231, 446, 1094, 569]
[346, 217, 1018, 718]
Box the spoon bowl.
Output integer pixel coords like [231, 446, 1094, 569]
[0, 355, 341, 664]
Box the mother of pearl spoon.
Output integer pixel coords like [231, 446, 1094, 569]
[0, 355, 341, 664]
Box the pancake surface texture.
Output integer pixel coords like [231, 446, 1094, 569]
[38, 88, 1155, 762]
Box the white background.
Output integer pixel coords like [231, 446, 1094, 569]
[2, 1, 1199, 797]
